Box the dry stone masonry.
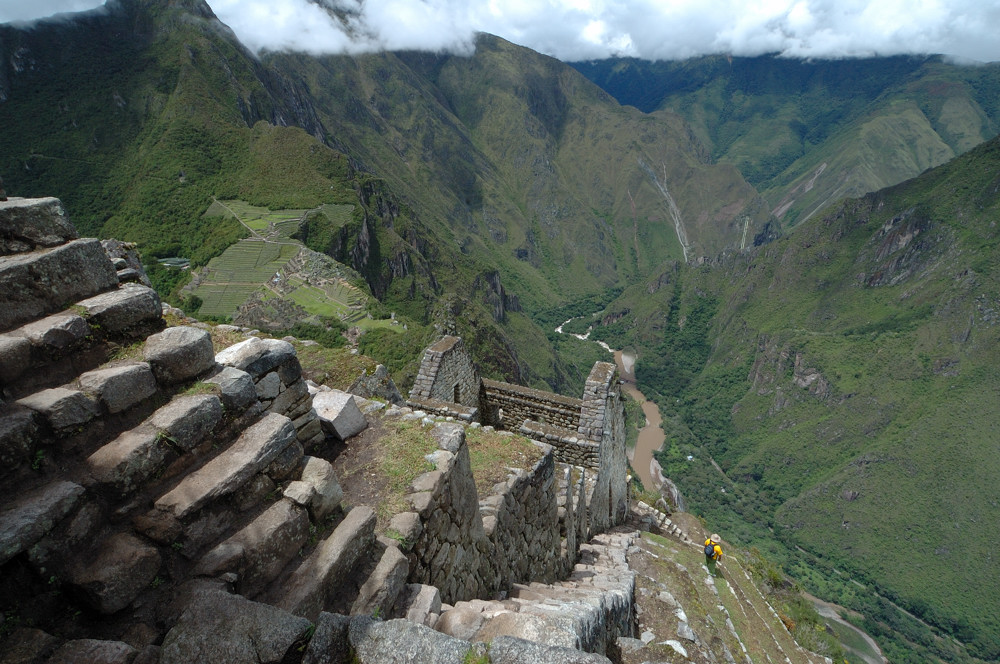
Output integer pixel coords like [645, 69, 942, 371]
[408, 334, 629, 532]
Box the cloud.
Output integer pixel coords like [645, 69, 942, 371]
[3, 0, 999, 63]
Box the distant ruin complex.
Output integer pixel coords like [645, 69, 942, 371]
[407, 336, 629, 533]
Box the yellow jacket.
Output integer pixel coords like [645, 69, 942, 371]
[704, 539, 723, 560]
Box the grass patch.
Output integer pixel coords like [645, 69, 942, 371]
[294, 343, 378, 390]
[465, 428, 546, 492]
[373, 419, 439, 525]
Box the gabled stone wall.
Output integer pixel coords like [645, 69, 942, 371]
[407, 336, 628, 531]
[408, 336, 480, 408]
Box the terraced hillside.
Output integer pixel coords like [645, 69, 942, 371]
[186, 201, 368, 325]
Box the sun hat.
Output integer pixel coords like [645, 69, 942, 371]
[710, 533, 720, 543]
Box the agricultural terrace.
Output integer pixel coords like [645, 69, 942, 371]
[191, 200, 372, 323]
[190, 239, 300, 317]
[205, 199, 307, 240]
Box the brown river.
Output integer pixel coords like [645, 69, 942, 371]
[613, 350, 667, 491]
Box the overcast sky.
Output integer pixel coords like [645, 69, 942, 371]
[2, 0, 999, 63]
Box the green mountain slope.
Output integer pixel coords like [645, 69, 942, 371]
[572, 54, 1000, 228]
[0, 0, 769, 392]
[603, 135, 1000, 662]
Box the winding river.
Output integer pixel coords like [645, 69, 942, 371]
[555, 319, 668, 491]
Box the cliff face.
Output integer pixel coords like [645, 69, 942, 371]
[0, 196, 825, 663]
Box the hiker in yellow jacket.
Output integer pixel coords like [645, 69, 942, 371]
[704, 533, 723, 577]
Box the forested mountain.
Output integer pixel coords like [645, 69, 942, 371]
[0, 0, 767, 391]
[573, 55, 1000, 227]
[595, 135, 1000, 663]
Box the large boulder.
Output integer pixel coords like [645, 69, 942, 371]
[159, 583, 312, 664]
[313, 390, 367, 441]
[0, 197, 77, 252]
[348, 364, 404, 405]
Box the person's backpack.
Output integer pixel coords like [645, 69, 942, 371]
[704, 542, 716, 558]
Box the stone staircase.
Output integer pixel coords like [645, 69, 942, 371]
[0, 197, 401, 661]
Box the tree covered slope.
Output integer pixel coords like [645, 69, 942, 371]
[617, 135, 1000, 663]
[573, 54, 1000, 229]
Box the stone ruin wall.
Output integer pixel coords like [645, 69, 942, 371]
[408, 336, 481, 409]
[580, 362, 629, 534]
[480, 378, 581, 430]
[389, 423, 582, 605]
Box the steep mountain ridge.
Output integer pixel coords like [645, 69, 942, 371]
[0, 0, 769, 393]
[572, 54, 1000, 227]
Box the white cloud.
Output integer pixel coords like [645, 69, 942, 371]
[2, 0, 999, 63]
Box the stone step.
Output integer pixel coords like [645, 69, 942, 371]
[0, 238, 118, 333]
[275, 504, 376, 621]
[0, 479, 85, 565]
[86, 393, 224, 497]
[194, 497, 311, 598]
[435, 531, 636, 655]
[349, 544, 409, 618]
[154, 413, 298, 520]
[0, 283, 163, 400]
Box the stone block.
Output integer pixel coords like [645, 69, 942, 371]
[0, 238, 117, 332]
[348, 617, 485, 664]
[283, 481, 315, 506]
[295, 414, 322, 443]
[0, 197, 77, 250]
[350, 545, 409, 618]
[266, 440, 303, 481]
[313, 390, 367, 440]
[256, 371, 281, 399]
[487, 636, 613, 663]
[216, 337, 296, 379]
[159, 583, 312, 664]
[46, 639, 138, 664]
[144, 326, 215, 384]
[278, 505, 375, 620]
[17, 312, 90, 351]
[195, 499, 309, 592]
[399, 583, 442, 625]
[70, 533, 162, 614]
[78, 363, 157, 414]
[148, 394, 223, 450]
[0, 480, 84, 565]
[17, 387, 99, 430]
[0, 405, 40, 468]
[0, 334, 32, 383]
[203, 366, 256, 412]
[86, 424, 166, 495]
[268, 377, 309, 417]
[155, 413, 296, 519]
[77, 283, 162, 336]
[301, 612, 352, 664]
[387, 512, 422, 548]
[299, 456, 343, 521]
